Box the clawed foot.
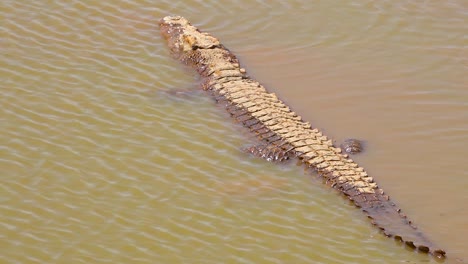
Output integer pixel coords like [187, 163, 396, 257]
[243, 144, 293, 162]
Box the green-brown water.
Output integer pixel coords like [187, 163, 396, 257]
[1, 1, 467, 263]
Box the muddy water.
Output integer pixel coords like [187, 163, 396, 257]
[1, 1, 467, 263]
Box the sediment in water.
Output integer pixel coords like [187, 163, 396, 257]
[159, 15, 445, 258]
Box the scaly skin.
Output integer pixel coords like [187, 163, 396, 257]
[159, 15, 446, 258]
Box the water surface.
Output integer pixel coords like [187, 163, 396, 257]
[1, 1, 467, 263]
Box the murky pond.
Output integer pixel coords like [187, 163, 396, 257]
[1, 1, 467, 263]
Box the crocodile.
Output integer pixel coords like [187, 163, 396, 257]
[159, 15, 446, 258]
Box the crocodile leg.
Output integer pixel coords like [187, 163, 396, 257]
[159, 15, 446, 259]
[243, 143, 294, 162]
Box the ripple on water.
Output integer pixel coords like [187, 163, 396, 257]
[1, 1, 466, 263]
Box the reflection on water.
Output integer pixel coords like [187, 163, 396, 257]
[1, 0, 467, 263]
